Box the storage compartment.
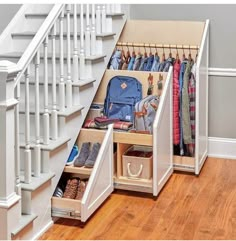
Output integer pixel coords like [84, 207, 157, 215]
[52, 126, 114, 222]
[122, 145, 153, 180]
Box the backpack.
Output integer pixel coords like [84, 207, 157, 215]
[134, 95, 160, 134]
[104, 76, 142, 122]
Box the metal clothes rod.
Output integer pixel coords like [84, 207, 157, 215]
[116, 42, 199, 50]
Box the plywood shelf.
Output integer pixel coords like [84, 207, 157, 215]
[64, 166, 93, 175]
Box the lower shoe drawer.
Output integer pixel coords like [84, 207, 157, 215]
[52, 197, 82, 219]
[51, 125, 114, 222]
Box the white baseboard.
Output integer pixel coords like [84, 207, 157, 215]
[32, 220, 53, 240]
[208, 137, 236, 159]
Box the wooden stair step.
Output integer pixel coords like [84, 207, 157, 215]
[25, 12, 124, 18]
[19, 135, 71, 152]
[20, 172, 55, 192]
[19, 104, 84, 117]
[11, 214, 38, 237]
[0, 52, 106, 62]
[12, 31, 116, 39]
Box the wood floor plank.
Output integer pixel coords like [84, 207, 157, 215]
[40, 157, 236, 240]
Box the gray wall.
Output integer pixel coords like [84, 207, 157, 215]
[0, 4, 21, 35]
[130, 4, 236, 138]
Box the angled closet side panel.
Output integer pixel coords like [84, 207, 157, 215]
[195, 20, 209, 175]
[153, 67, 173, 196]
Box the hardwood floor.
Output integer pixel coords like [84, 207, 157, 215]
[40, 157, 236, 240]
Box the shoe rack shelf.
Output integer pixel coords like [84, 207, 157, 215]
[63, 166, 93, 176]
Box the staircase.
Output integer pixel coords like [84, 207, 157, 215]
[0, 4, 126, 240]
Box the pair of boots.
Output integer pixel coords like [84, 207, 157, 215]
[74, 142, 101, 168]
[62, 178, 88, 200]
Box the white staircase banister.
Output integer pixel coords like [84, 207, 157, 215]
[14, 4, 65, 87]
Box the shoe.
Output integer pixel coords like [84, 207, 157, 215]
[74, 142, 90, 167]
[75, 180, 87, 200]
[63, 178, 79, 199]
[66, 145, 79, 166]
[53, 186, 63, 198]
[84, 143, 101, 168]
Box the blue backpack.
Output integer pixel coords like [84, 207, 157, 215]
[104, 76, 142, 122]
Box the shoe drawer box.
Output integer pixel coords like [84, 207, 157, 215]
[51, 126, 114, 222]
[122, 145, 153, 180]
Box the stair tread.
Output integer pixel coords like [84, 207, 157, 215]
[11, 214, 38, 236]
[73, 78, 96, 87]
[25, 12, 124, 18]
[19, 103, 84, 117]
[20, 172, 55, 191]
[0, 52, 106, 61]
[19, 134, 71, 152]
[12, 31, 116, 38]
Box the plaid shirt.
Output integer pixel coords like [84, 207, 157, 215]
[187, 63, 196, 156]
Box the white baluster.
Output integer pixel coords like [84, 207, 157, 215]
[59, 10, 65, 112]
[80, 4, 86, 79]
[43, 36, 50, 145]
[106, 4, 112, 33]
[115, 4, 121, 13]
[111, 4, 115, 14]
[34, 51, 41, 177]
[24, 67, 32, 184]
[91, 4, 96, 56]
[51, 23, 58, 140]
[15, 82, 21, 194]
[66, 4, 72, 107]
[85, 4, 91, 56]
[96, 5, 101, 34]
[101, 5, 106, 33]
[106, 4, 111, 14]
[73, 4, 79, 82]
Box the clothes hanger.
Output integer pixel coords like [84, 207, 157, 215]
[149, 44, 152, 56]
[162, 45, 165, 62]
[188, 45, 192, 61]
[132, 43, 136, 58]
[169, 44, 172, 58]
[144, 45, 147, 58]
[176, 45, 179, 61]
[154, 44, 159, 57]
[182, 45, 186, 60]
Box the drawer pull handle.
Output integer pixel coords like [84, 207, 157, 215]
[127, 163, 143, 178]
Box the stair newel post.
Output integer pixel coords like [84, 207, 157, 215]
[85, 4, 91, 57]
[73, 4, 79, 82]
[24, 67, 32, 184]
[91, 4, 96, 56]
[79, 4, 86, 80]
[51, 23, 58, 140]
[101, 5, 106, 33]
[96, 5, 101, 34]
[34, 51, 41, 177]
[59, 9, 65, 112]
[66, 4, 72, 108]
[0, 61, 20, 240]
[15, 82, 21, 194]
[43, 36, 50, 145]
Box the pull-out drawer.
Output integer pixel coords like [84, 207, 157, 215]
[52, 125, 114, 222]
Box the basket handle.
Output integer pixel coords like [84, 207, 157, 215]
[127, 163, 143, 178]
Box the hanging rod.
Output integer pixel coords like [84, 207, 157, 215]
[116, 42, 199, 50]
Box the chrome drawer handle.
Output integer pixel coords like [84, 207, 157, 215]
[127, 163, 143, 178]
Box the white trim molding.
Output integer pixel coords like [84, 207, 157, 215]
[208, 137, 236, 159]
[209, 67, 236, 77]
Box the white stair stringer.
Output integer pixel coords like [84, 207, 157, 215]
[6, 6, 127, 241]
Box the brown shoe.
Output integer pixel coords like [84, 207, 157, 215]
[75, 180, 87, 200]
[63, 178, 79, 199]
